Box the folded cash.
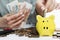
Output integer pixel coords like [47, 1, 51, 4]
[6, 0, 18, 13]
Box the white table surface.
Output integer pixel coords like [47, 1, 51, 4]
[0, 34, 59, 40]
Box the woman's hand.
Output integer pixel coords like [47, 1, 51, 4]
[36, 0, 57, 15]
[3, 3, 30, 28]
[56, 3, 60, 9]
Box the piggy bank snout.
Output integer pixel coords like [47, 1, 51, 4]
[43, 27, 48, 29]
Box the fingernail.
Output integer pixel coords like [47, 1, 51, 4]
[6, 17, 11, 21]
[20, 12, 23, 15]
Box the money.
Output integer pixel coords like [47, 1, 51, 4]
[6, 0, 18, 13]
[14, 27, 39, 37]
[6, 1, 32, 13]
[6, 1, 33, 29]
[21, 2, 32, 9]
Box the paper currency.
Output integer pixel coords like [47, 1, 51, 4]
[6, 1, 33, 29]
[6, 0, 18, 13]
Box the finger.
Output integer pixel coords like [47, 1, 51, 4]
[6, 14, 19, 21]
[19, 3, 26, 16]
[48, 0, 56, 12]
[43, 0, 47, 5]
[23, 8, 28, 15]
[36, 0, 45, 10]
[6, 13, 22, 21]
[24, 9, 30, 19]
[12, 24, 20, 28]
[18, 4, 26, 16]
[8, 14, 24, 25]
[14, 23, 21, 28]
[56, 3, 60, 9]
[22, 8, 30, 21]
[36, 3, 44, 16]
[10, 18, 24, 28]
[3, 14, 14, 19]
[4, 14, 12, 17]
[45, 0, 53, 9]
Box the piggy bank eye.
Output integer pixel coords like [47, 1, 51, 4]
[43, 21, 44, 23]
[47, 20, 48, 22]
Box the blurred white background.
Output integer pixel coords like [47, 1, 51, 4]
[56, 0, 60, 3]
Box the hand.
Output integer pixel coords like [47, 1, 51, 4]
[18, 2, 30, 21]
[3, 3, 30, 28]
[56, 3, 60, 9]
[36, 0, 57, 15]
[3, 12, 24, 28]
[3, 4, 25, 28]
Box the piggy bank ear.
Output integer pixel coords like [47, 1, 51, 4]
[36, 15, 43, 21]
[48, 15, 55, 20]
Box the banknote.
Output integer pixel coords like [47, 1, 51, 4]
[6, 1, 33, 29]
[6, 0, 18, 13]
[6, 0, 32, 13]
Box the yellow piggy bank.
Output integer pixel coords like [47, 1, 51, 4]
[36, 15, 55, 36]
